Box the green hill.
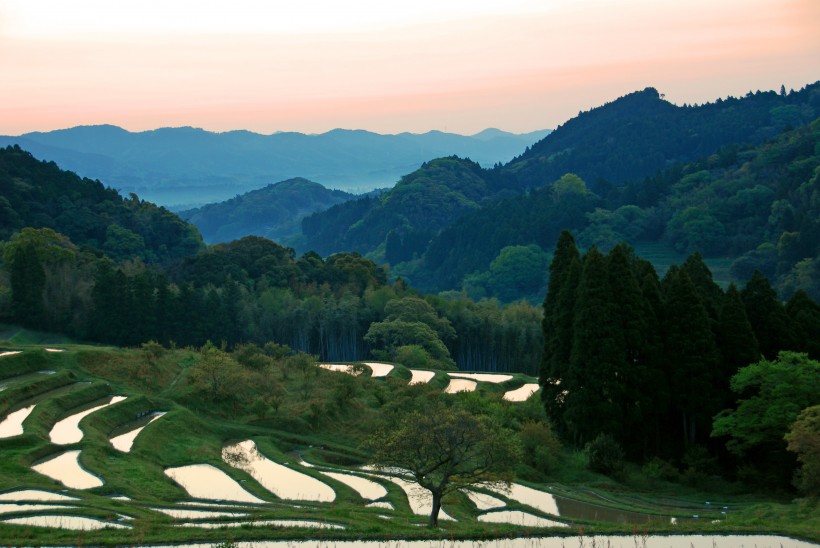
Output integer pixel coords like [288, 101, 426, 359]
[0, 145, 203, 264]
[179, 178, 356, 244]
[412, 119, 820, 300]
[298, 83, 820, 295]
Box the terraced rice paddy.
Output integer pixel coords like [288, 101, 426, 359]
[49, 395, 127, 444]
[110, 412, 165, 452]
[0, 347, 766, 542]
[164, 464, 266, 504]
[444, 378, 477, 393]
[222, 440, 335, 502]
[503, 383, 540, 401]
[31, 450, 105, 489]
[408, 369, 435, 384]
[2, 515, 130, 530]
[0, 403, 35, 438]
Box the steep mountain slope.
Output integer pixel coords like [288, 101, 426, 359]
[0, 126, 550, 207]
[0, 145, 203, 263]
[506, 84, 819, 190]
[298, 83, 819, 268]
[179, 178, 355, 244]
[414, 119, 820, 300]
[300, 157, 506, 257]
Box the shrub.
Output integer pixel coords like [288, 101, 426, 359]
[520, 421, 562, 474]
[585, 433, 624, 476]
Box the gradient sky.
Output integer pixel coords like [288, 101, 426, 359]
[1, 0, 818, 135]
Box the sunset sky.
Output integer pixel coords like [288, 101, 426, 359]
[1, 0, 818, 135]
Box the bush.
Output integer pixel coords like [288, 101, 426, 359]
[642, 457, 680, 483]
[520, 421, 562, 474]
[585, 433, 624, 476]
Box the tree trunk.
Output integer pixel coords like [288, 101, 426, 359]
[429, 492, 442, 527]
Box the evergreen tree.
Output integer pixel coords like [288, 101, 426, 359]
[564, 247, 625, 445]
[661, 267, 720, 449]
[786, 290, 820, 360]
[716, 283, 760, 407]
[606, 244, 659, 457]
[741, 270, 791, 359]
[681, 252, 723, 321]
[10, 243, 46, 329]
[540, 230, 581, 432]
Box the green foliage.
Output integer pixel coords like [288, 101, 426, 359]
[0, 145, 204, 263]
[585, 433, 625, 476]
[365, 402, 521, 526]
[190, 341, 251, 402]
[364, 320, 455, 369]
[712, 352, 820, 457]
[394, 344, 431, 369]
[520, 420, 562, 474]
[463, 244, 550, 303]
[181, 178, 354, 244]
[785, 405, 820, 496]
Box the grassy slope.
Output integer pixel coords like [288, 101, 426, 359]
[0, 334, 816, 546]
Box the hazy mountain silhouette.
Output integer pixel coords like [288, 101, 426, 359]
[0, 125, 549, 208]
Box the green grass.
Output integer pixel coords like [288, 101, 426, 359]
[0, 341, 816, 546]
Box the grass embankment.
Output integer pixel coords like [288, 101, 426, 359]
[0, 332, 816, 546]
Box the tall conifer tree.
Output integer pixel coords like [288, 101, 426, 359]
[785, 290, 820, 360]
[606, 244, 660, 456]
[661, 267, 720, 448]
[565, 246, 625, 444]
[741, 270, 791, 359]
[716, 283, 760, 407]
[540, 230, 581, 431]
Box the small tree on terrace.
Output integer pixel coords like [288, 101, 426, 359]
[365, 403, 520, 527]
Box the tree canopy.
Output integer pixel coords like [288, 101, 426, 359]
[365, 403, 520, 527]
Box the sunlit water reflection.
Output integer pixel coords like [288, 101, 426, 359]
[31, 450, 104, 489]
[164, 463, 266, 504]
[223, 440, 335, 502]
[503, 383, 540, 402]
[110, 412, 165, 452]
[49, 395, 127, 444]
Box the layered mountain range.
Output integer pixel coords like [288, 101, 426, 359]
[0, 126, 549, 208]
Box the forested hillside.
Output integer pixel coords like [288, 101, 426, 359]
[179, 178, 356, 244]
[410, 119, 820, 300]
[0, 145, 203, 263]
[298, 83, 820, 301]
[301, 157, 508, 257]
[0, 149, 542, 373]
[507, 83, 819, 190]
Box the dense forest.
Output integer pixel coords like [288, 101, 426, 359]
[409, 118, 820, 300]
[539, 231, 820, 489]
[0, 147, 542, 374]
[179, 178, 356, 244]
[300, 84, 820, 301]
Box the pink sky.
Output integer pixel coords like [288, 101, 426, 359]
[1, 0, 818, 135]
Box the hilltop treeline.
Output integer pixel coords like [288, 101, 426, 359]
[0, 145, 203, 263]
[300, 85, 820, 301]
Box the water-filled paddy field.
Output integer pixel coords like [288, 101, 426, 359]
[0, 346, 815, 546]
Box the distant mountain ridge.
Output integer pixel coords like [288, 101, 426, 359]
[0, 125, 550, 208]
[179, 178, 358, 244]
